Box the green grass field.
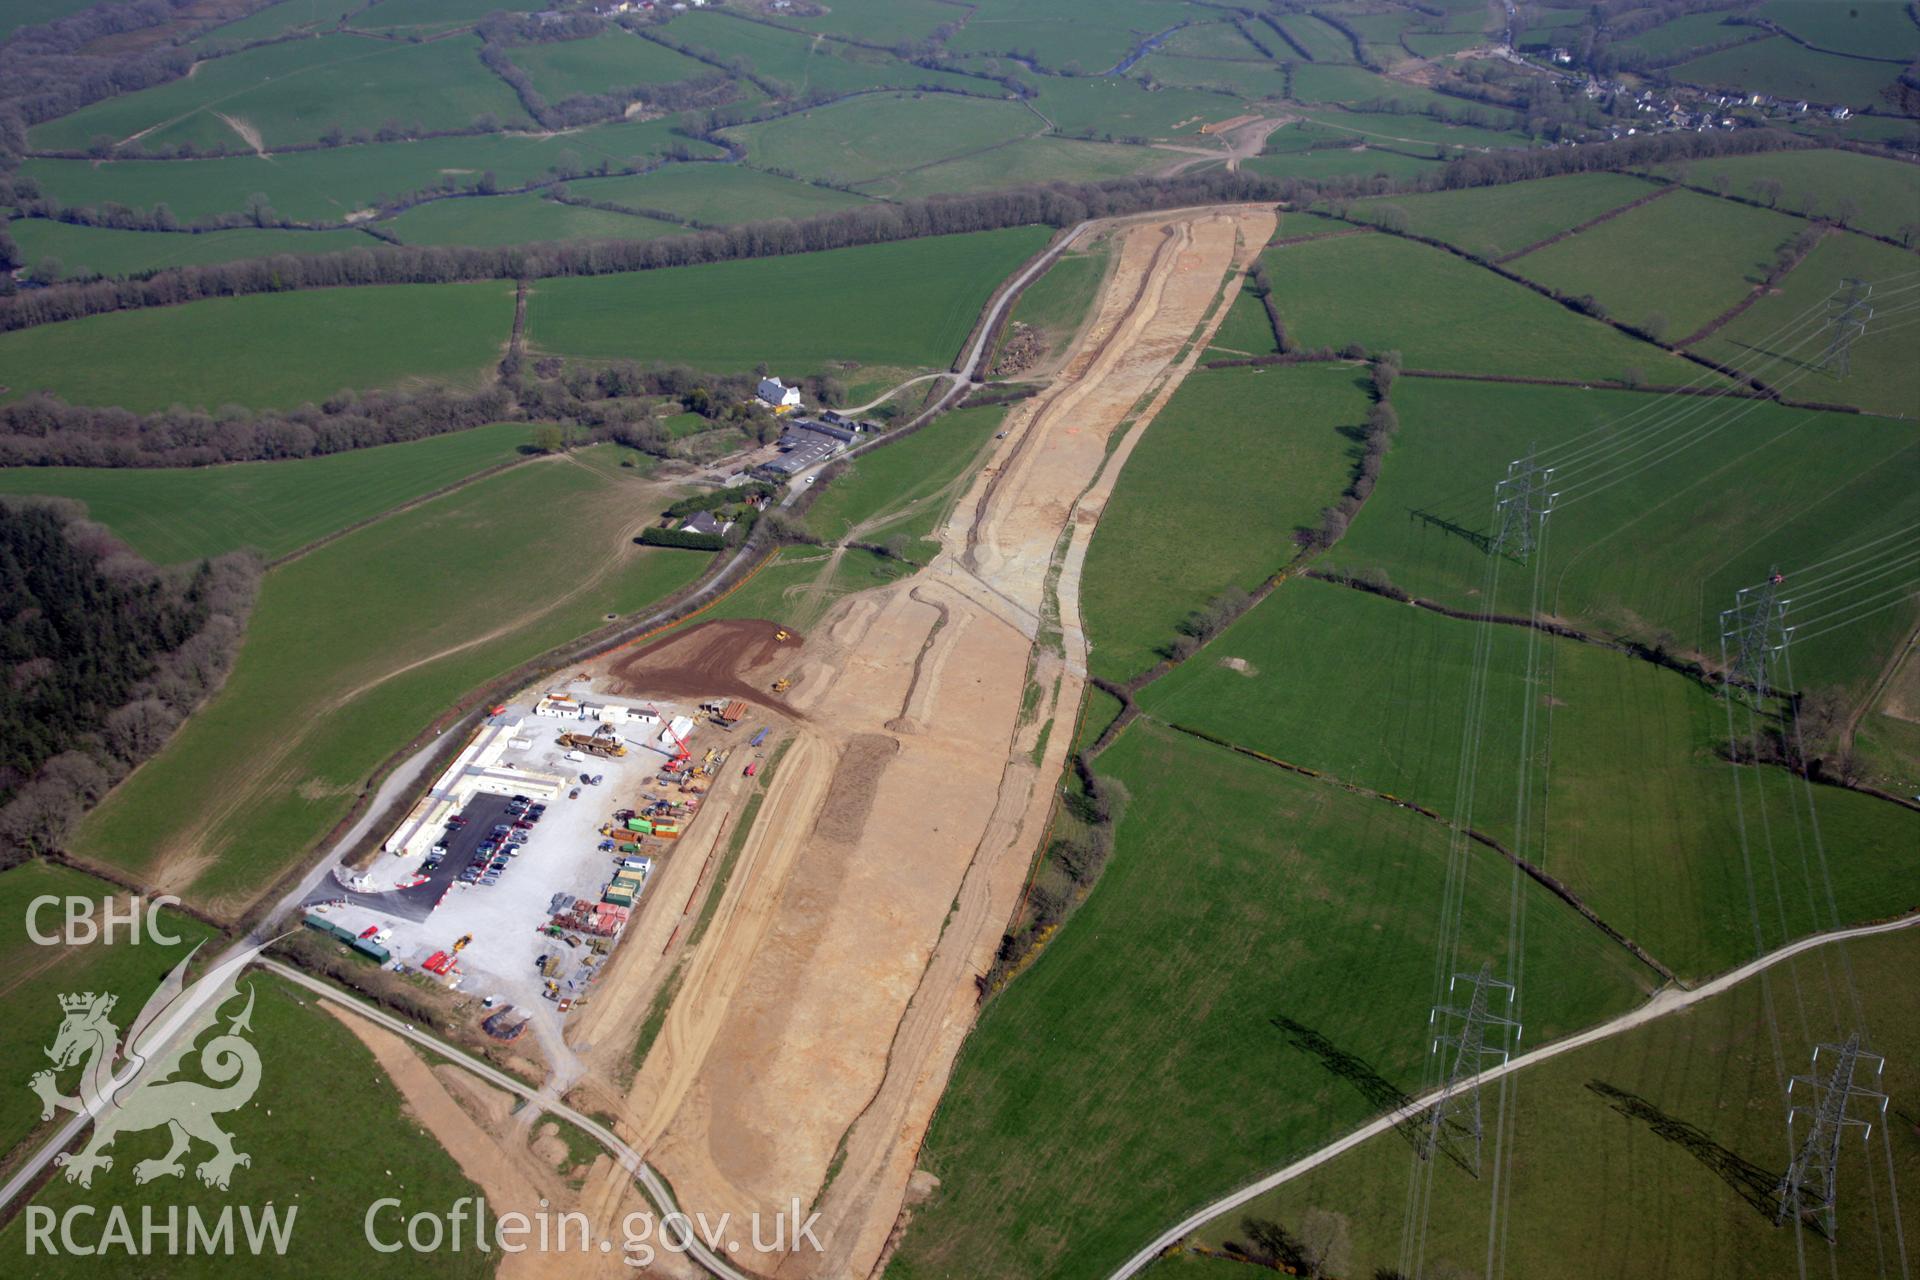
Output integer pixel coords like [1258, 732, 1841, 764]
[1672, 36, 1905, 108]
[1510, 189, 1805, 339]
[558, 163, 870, 224]
[1314, 378, 1920, 702]
[1194, 922, 1920, 1280]
[0, 281, 514, 412]
[720, 92, 1042, 189]
[804, 404, 1007, 553]
[0, 422, 534, 563]
[20, 120, 719, 225]
[1353, 172, 1659, 260]
[1205, 275, 1280, 356]
[1, 0, 104, 37]
[34, 36, 531, 155]
[685, 544, 912, 637]
[1141, 575, 1920, 979]
[188, 0, 341, 48]
[882, 134, 1168, 199]
[1692, 228, 1920, 420]
[887, 718, 1653, 1279]
[524, 226, 1049, 372]
[70, 458, 708, 911]
[1135, 53, 1291, 99]
[1757, 0, 1920, 59]
[1026, 75, 1248, 141]
[1080, 364, 1364, 681]
[664, 10, 988, 97]
[509, 29, 711, 100]
[944, 0, 1189, 72]
[1293, 106, 1535, 152]
[383, 192, 687, 246]
[1001, 234, 1110, 355]
[0, 973, 496, 1280]
[1270, 11, 1357, 62]
[0, 862, 216, 1159]
[351, 0, 537, 28]
[772, 0, 957, 47]
[1655, 147, 1920, 244]
[4, 220, 377, 280]
[1613, 8, 1755, 57]
[1244, 145, 1444, 183]
[1265, 231, 1703, 382]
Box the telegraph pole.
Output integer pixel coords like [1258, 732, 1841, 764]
[1490, 450, 1556, 563]
[1422, 962, 1521, 1175]
[1776, 1033, 1888, 1239]
[1821, 278, 1873, 377]
[1721, 569, 1791, 699]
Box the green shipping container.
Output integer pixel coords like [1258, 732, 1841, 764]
[626, 818, 653, 833]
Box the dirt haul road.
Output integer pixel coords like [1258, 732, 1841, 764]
[599, 206, 1274, 1278]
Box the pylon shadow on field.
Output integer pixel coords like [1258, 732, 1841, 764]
[1271, 1014, 1442, 1160]
[1410, 508, 1493, 554]
[1586, 1080, 1783, 1222]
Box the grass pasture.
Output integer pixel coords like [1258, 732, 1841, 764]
[1756, 0, 1920, 59]
[1269, 11, 1356, 63]
[1293, 106, 1535, 152]
[1313, 377, 1920, 702]
[509, 29, 710, 100]
[558, 164, 870, 224]
[803, 404, 1007, 553]
[19, 120, 720, 226]
[1141, 576, 1920, 979]
[0, 974, 496, 1280]
[1671, 36, 1904, 108]
[0, 862, 216, 1159]
[4, 220, 376, 280]
[190, 0, 342, 48]
[523, 227, 1050, 372]
[772, 0, 957, 47]
[1264, 230, 1702, 382]
[886, 719, 1653, 1279]
[350, 0, 539, 29]
[719, 92, 1041, 190]
[1243, 145, 1442, 183]
[1509, 189, 1805, 339]
[881, 134, 1168, 199]
[1613, 9, 1754, 58]
[0, 422, 534, 563]
[0, 281, 514, 412]
[1080, 363, 1365, 681]
[1655, 147, 1920, 244]
[383, 193, 687, 246]
[1135, 53, 1291, 99]
[1000, 234, 1110, 358]
[1026, 75, 1248, 141]
[1197, 923, 1920, 1280]
[663, 11, 986, 97]
[1692, 228, 1920, 420]
[35, 36, 531, 155]
[943, 0, 1190, 72]
[70, 457, 709, 911]
[1353, 171, 1659, 260]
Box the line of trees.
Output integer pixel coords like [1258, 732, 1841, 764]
[0, 170, 1300, 333]
[1302, 351, 1401, 551]
[0, 498, 261, 866]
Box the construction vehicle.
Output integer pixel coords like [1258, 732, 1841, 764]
[772, 677, 793, 693]
[775, 629, 790, 642]
[660, 716, 693, 772]
[558, 732, 626, 758]
[744, 760, 760, 778]
[452, 933, 473, 953]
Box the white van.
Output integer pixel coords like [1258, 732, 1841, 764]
[563, 750, 586, 763]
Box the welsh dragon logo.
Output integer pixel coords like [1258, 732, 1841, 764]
[30, 942, 267, 1191]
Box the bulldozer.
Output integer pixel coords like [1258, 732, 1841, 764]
[775, 629, 791, 642]
[772, 677, 793, 693]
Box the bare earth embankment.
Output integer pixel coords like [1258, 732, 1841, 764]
[580, 205, 1273, 1276]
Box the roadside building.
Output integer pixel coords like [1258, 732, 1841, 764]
[757, 376, 803, 412]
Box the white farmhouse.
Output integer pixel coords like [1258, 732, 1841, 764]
[757, 376, 803, 413]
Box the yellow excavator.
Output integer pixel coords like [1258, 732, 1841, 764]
[772, 677, 793, 693]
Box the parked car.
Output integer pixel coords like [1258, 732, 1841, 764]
[569, 787, 581, 800]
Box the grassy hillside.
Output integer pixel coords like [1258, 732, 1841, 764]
[70, 456, 708, 912]
[1079, 363, 1363, 681]
[0, 423, 535, 563]
[1352, 172, 1659, 260]
[0, 282, 515, 412]
[888, 719, 1653, 1279]
[1193, 922, 1920, 1280]
[1655, 147, 1920, 244]
[804, 405, 1007, 554]
[523, 227, 1051, 372]
[1141, 577, 1920, 979]
[1265, 231, 1703, 382]
[1314, 378, 1920, 701]
[559, 164, 872, 224]
[6, 221, 377, 281]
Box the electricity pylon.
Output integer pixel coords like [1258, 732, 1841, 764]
[1776, 1033, 1888, 1239]
[1422, 962, 1521, 1176]
[1490, 450, 1556, 563]
[1820, 278, 1873, 377]
[1720, 569, 1792, 699]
